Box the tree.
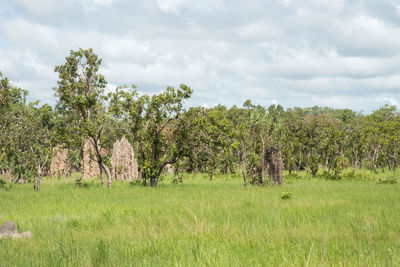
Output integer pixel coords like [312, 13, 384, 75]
[109, 84, 192, 187]
[54, 48, 112, 187]
[244, 101, 285, 185]
[25, 103, 55, 190]
[0, 72, 28, 176]
[183, 107, 234, 180]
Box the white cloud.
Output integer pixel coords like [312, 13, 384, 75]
[1, 0, 400, 112]
[391, 0, 400, 15]
[84, 0, 119, 9]
[157, 0, 186, 14]
[377, 97, 400, 107]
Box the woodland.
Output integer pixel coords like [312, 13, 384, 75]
[1, 48, 400, 189]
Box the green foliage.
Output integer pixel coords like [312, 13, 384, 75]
[280, 191, 292, 199]
[109, 84, 193, 187]
[54, 48, 113, 187]
[308, 155, 319, 176]
[0, 179, 12, 191]
[75, 178, 94, 188]
[171, 173, 183, 184]
[3, 48, 400, 189]
[377, 177, 398, 184]
[91, 239, 110, 266]
[340, 172, 372, 181]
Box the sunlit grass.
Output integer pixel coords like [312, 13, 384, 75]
[0, 172, 399, 266]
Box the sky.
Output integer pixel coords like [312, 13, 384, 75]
[1, 0, 400, 112]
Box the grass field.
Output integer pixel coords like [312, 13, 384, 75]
[0, 172, 399, 266]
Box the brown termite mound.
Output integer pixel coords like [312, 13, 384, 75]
[49, 144, 69, 177]
[164, 163, 174, 174]
[265, 147, 283, 185]
[82, 139, 100, 179]
[111, 137, 138, 181]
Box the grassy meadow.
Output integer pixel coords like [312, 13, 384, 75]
[0, 171, 399, 266]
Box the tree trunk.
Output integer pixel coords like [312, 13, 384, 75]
[150, 176, 157, 187]
[91, 136, 112, 187]
[101, 163, 112, 188]
[142, 172, 147, 186]
[372, 147, 379, 174]
[353, 154, 358, 174]
[325, 156, 330, 171]
[33, 163, 42, 191]
[393, 151, 397, 174]
[37, 174, 41, 191]
[260, 136, 266, 185]
[36, 164, 41, 191]
[99, 163, 104, 187]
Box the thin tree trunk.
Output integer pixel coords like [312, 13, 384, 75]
[260, 135, 266, 185]
[37, 173, 41, 191]
[99, 163, 104, 187]
[142, 172, 147, 186]
[101, 163, 112, 188]
[36, 163, 42, 191]
[325, 156, 330, 171]
[353, 154, 358, 174]
[372, 147, 379, 174]
[91, 136, 112, 187]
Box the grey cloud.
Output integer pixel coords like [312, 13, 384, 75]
[1, 0, 400, 113]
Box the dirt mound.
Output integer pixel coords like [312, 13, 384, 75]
[111, 137, 138, 181]
[164, 164, 174, 174]
[50, 144, 69, 177]
[82, 139, 100, 179]
[265, 147, 283, 185]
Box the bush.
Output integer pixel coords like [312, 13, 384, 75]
[280, 192, 292, 200]
[171, 173, 183, 184]
[319, 171, 340, 180]
[0, 179, 12, 191]
[341, 172, 371, 181]
[308, 156, 319, 176]
[377, 177, 397, 185]
[75, 178, 93, 188]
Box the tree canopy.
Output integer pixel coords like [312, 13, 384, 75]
[1, 48, 400, 189]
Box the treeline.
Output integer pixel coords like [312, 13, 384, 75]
[1, 48, 399, 188]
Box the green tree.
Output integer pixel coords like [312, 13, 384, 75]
[0, 72, 28, 176]
[244, 102, 285, 185]
[54, 48, 112, 187]
[25, 103, 55, 190]
[109, 84, 192, 187]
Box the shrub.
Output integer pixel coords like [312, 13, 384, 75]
[75, 178, 93, 188]
[0, 179, 12, 191]
[280, 192, 292, 200]
[377, 177, 397, 185]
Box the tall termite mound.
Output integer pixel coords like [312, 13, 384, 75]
[50, 144, 69, 177]
[111, 137, 138, 181]
[82, 139, 100, 179]
[265, 147, 283, 185]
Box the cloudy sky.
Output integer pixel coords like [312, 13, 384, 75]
[1, 0, 400, 112]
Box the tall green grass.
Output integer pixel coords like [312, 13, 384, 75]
[0, 173, 399, 266]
